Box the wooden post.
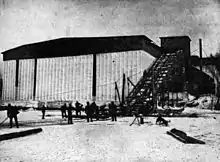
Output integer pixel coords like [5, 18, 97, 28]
[122, 73, 125, 105]
[127, 78, 130, 95]
[115, 82, 121, 104]
[33, 58, 37, 100]
[15, 59, 19, 100]
[115, 83, 117, 102]
[199, 39, 203, 72]
[92, 54, 96, 101]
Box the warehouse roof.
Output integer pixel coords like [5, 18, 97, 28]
[160, 36, 191, 41]
[2, 35, 161, 61]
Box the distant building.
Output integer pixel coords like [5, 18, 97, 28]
[1, 35, 161, 104]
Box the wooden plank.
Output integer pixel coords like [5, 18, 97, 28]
[0, 128, 43, 141]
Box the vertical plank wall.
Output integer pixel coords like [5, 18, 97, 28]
[17, 59, 35, 100]
[2, 59, 35, 101]
[2, 60, 16, 101]
[35, 55, 93, 103]
[2, 50, 154, 104]
[96, 50, 155, 103]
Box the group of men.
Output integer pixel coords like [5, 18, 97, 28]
[59, 101, 118, 123]
[84, 101, 98, 122]
[60, 103, 74, 124]
[60, 101, 83, 124]
[85, 101, 118, 122]
[3, 100, 118, 128]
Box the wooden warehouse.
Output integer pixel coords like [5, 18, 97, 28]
[1, 35, 161, 105]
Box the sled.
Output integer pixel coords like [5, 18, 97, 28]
[167, 128, 205, 144]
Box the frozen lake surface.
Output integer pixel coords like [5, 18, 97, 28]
[0, 108, 220, 162]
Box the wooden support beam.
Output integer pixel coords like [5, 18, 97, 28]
[115, 82, 121, 104]
[122, 73, 125, 105]
[92, 54, 96, 101]
[15, 59, 19, 100]
[127, 78, 130, 94]
[33, 58, 37, 100]
[199, 38, 203, 72]
[127, 77, 135, 87]
[115, 83, 117, 102]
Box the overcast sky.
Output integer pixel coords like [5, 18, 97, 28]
[0, 0, 219, 72]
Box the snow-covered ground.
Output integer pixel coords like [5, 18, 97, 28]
[0, 108, 220, 162]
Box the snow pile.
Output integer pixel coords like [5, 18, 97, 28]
[189, 94, 218, 110]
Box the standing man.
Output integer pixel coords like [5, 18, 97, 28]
[91, 102, 99, 121]
[75, 101, 83, 117]
[67, 103, 73, 124]
[79, 102, 83, 116]
[41, 104, 46, 119]
[7, 104, 19, 128]
[85, 101, 92, 122]
[61, 103, 67, 118]
[109, 101, 117, 122]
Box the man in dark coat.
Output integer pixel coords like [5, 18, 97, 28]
[109, 101, 117, 122]
[42, 105, 46, 119]
[67, 103, 73, 124]
[91, 102, 99, 121]
[61, 103, 67, 118]
[75, 101, 83, 117]
[85, 101, 93, 122]
[7, 104, 19, 128]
